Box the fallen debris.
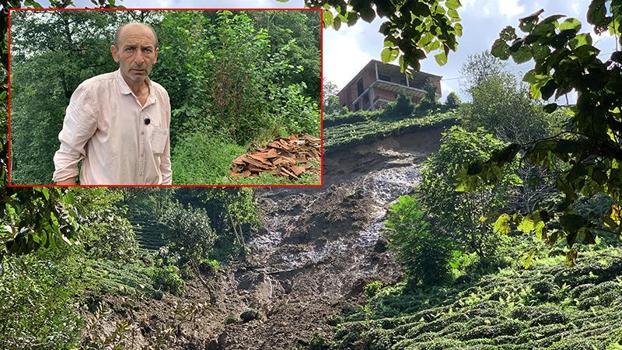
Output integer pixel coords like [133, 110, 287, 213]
[230, 134, 321, 179]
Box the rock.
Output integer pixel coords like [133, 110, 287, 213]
[374, 236, 389, 253]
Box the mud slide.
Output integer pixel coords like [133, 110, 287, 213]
[208, 125, 446, 349]
[89, 125, 446, 349]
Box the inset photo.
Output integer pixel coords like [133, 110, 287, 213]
[8, 8, 322, 186]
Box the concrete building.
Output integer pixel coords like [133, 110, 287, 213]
[337, 59, 442, 111]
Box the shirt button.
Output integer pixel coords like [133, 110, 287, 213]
[141, 131, 144, 135]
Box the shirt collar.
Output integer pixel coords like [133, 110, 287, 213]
[115, 69, 157, 105]
[115, 69, 153, 94]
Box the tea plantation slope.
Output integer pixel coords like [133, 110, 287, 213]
[328, 249, 622, 350]
[324, 111, 457, 153]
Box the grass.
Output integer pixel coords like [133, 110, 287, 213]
[172, 132, 321, 185]
[172, 132, 248, 185]
[316, 243, 622, 350]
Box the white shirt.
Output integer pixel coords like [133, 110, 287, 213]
[52, 69, 172, 185]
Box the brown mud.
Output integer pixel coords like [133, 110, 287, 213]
[84, 125, 446, 349]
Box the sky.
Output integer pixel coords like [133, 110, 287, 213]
[318, 0, 617, 102]
[40, 0, 619, 101]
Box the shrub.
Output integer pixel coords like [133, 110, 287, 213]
[0, 254, 82, 349]
[462, 72, 558, 144]
[383, 195, 453, 287]
[152, 265, 185, 295]
[80, 209, 138, 261]
[206, 12, 273, 145]
[418, 126, 520, 258]
[224, 314, 238, 325]
[448, 251, 479, 279]
[416, 81, 440, 113]
[199, 258, 221, 276]
[445, 92, 461, 109]
[308, 333, 331, 350]
[365, 281, 384, 299]
[160, 201, 217, 265]
[271, 83, 320, 137]
[151, 290, 164, 300]
[194, 188, 259, 261]
[70, 188, 138, 261]
[382, 94, 414, 120]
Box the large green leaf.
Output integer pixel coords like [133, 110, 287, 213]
[559, 17, 582, 31]
[491, 39, 510, 60]
[511, 46, 532, 64]
[434, 51, 447, 66]
[446, 0, 461, 10]
[323, 10, 333, 27]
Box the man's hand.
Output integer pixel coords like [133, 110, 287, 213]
[56, 178, 77, 185]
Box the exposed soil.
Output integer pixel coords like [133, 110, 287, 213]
[84, 125, 447, 349]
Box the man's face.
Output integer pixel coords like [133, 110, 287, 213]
[111, 24, 158, 87]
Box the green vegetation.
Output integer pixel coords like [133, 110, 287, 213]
[0, 186, 260, 348]
[172, 133, 247, 184]
[325, 110, 456, 152]
[2, 1, 621, 349]
[199, 258, 221, 275]
[324, 82, 459, 152]
[460, 52, 565, 144]
[324, 88, 455, 129]
[0, 252, 83, 349]
[316, 1, 622, 347]
[445, 92, 461, 109]
[382, 94, 416, 120]
[10, 9, 320, 185]
[316, 0, 461, 72]
[152, 264, 186, 295]
[384, 196, 453, 286]
[322, 245, 622, 350]
[467, 3, 622, 253]
[324, 109, 381, 128]
[418, 126, 521, 259]
[160, 200, 217, 265]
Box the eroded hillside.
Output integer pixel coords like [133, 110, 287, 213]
[84, 125, 446, 349]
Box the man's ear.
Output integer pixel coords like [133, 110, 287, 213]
[110, 45, 119, 63]
[153, 47, 158, 65]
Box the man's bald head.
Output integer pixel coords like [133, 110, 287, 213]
[114, 22, 159, 48]
[111, 22, 159, 89]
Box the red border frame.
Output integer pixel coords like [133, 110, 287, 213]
[7, 7, 324, 189]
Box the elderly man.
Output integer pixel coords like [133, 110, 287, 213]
[52, 22, 172, 185]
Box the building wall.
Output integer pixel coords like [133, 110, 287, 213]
[372, 88, 397, 101]
[338, 64, 377, 111]
[338, 61, 444, 111]
[430, 77, 442, 98]
[371, 87, 428, 109]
